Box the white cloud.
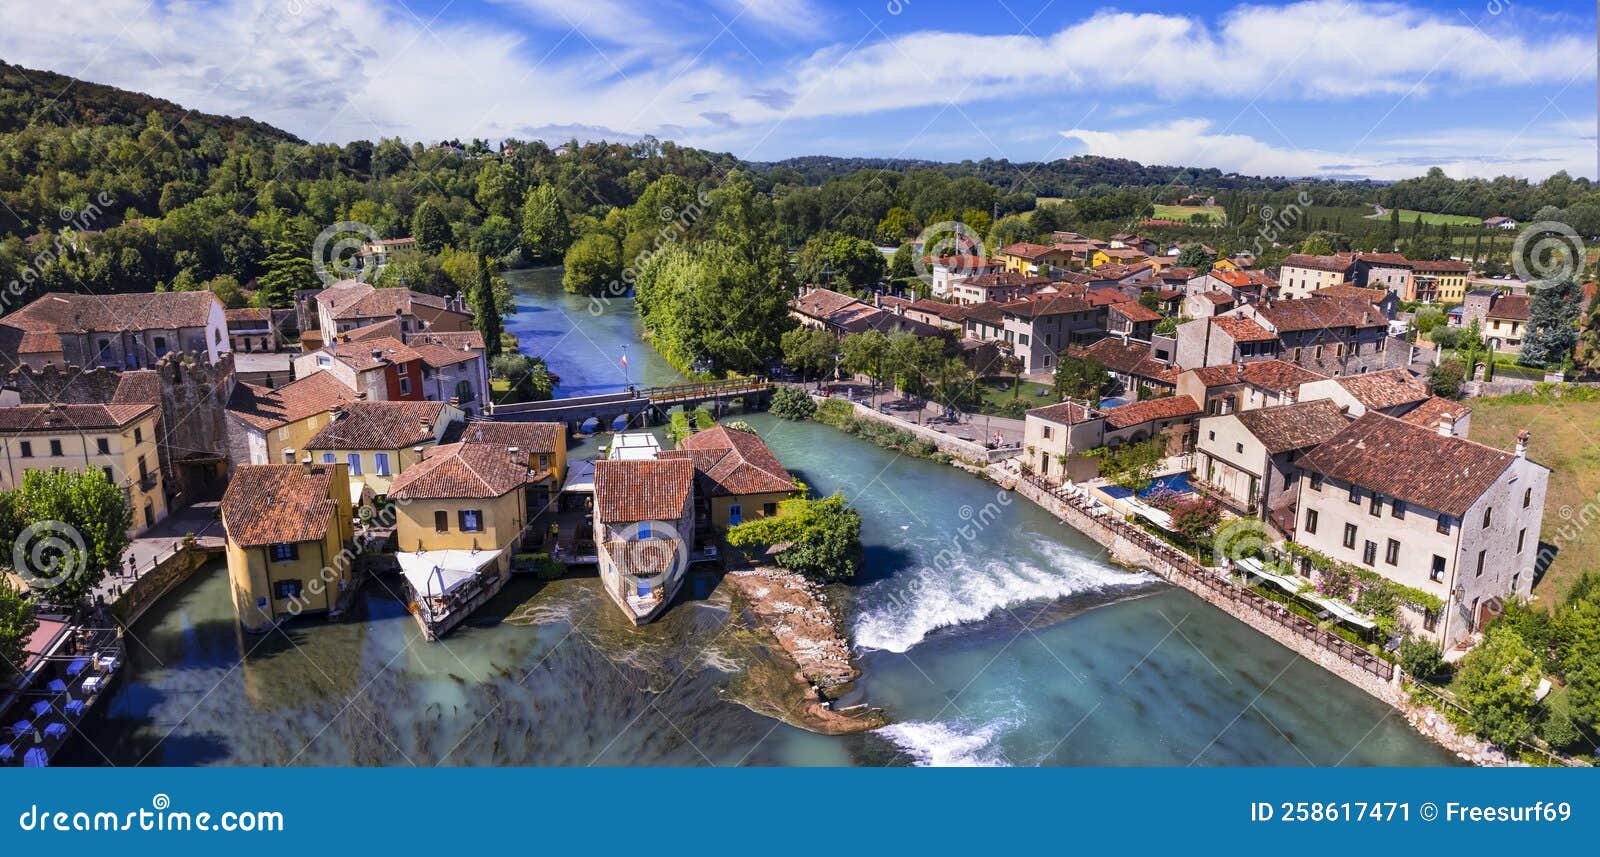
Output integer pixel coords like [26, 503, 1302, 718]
[1061, 117, 1598, 180]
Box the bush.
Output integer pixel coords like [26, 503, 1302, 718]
[1398, 635, 1448, 682]
[727, 494, 862, 582]
[814, 397, 855, 428]
[1535, 688, 1582, 751]
[770, 386, 816, 421]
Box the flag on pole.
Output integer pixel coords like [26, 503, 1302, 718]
[620, 351, 628, 368]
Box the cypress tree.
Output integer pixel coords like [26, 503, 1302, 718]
[472, 254, 503, 358]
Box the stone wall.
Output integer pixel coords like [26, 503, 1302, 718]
[110, 544, 221, 626]
[828, 398, 1022, 464]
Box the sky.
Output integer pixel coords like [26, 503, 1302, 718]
[0, 0, 1594, 181]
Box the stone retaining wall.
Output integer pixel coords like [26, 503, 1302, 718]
[112, 545, 222, 626]
[1013, 476, 1400, 705]
[826, 398, 1022, 464]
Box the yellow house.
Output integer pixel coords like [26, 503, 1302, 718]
[667, 425, 797, 530]
[1211, 258, 1242, 273]
[1412, 260, 1472, 303]
[1091, 247, 1149, 269]
[226, 371, 358, 466]
[445, 420, 568, 517]
[0, 403, 167, 534]
[997, 242, 1072, 276]
[304, 399, 464, 500]
[220, 462, 356, 633]
[387, 439, 550, 639]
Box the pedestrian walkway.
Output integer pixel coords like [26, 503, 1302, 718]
[98, 502, 224, 606]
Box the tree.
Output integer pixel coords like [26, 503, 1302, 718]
[1299, 234, 1335, 256]
[840, 330, 891, 394]
[998, 354, 1025, 400]
[726, 493, 861, 582]
[1455, 625, 1541, 748]
[798, 231, 886, 290]
[562, 232, 623, 296]
[1520, 275, 1582, 368]
[489, 353, 555, 401]
[1054, 355, 1112, 400]
[522, 185, 572, 259]
[1556, 597, 1600, 731]
[1398, 635, 1448, 682]
[1096, 438, 1164, 491]
[1428, 359, 1467, 399]
[888, 243, 916, 280]
[1175, 243, 1216, 272]
[781, 327, 837, 381]
[0, 576, 37, 682]
[1159, 493, 1223, 548]
[14, 468, 131, 604]
[470, 255, 503, 358]
[255, 239, 316, 307]
[412, 201, 450, 255]
[770, 385, 817, 421]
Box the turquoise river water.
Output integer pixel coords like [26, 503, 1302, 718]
[70, 268, 1458, 766]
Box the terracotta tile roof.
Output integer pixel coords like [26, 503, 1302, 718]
[1485, 294, 1531, 321]
[1328, 368, 1430, 411]
[1187, 364, 1245, 387]
[1312, 285, 1390, 303]
[1239, 359, 1324, 392]
[1281, 253, 1355, 273]
[1253, 296, 1385, 332]
[962, 303, 1005, 326]
[0, 403, 155, 433]
[928, 254, 1002, 270]
[111, 370, 162, 405]
[1299, 412, 1518, 516]
[387, 441, 539, 499]
[1086, 287, 1129, 306]
[224, 308, 271, 323]
[453, 420, 564, 454]
[1157, 267, 1196, 282]
[316, 281, 448, 320]
[675, 425, 795, 497]
[999, 242, 1057, 260]
[221, 464, 339, 548]
[1070, 338, 1176, 383]
[406, 331, 485, 367]
[1209, 269, 1257, 290]
[1087, 262, 1154, 281]
[1412, 259, 1472, 273]
[1109, 301, 1162, 323]
[1026, 400, 1100, 424]
[1401, 396, 1472, 430]
[1153, 288, 1184, 301]
[1356, 252, 1413, 268]
[1200, 290, 1235, 305]
[1097, 247, 1148, 261]
[593, 457, 695, 523]
[323, 337, 422, 371]
[226, 371, 358, 432]
[343, 318, 404, 341]
[792, 287, 866, 321]
[1, 291, 220, 335]
[1000, 294, 1095, 319]
[907, 299, 968, 322]
[1211, 315, 1277, 342]
[602, 538, 684, 576]
[1102, 394, 1200, 429]
[1234, 399, 1350, 454]
[305, 400, 453, 451]
[959, 272, 1051, 290]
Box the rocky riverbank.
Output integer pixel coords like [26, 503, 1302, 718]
[724, 566, 885, 735]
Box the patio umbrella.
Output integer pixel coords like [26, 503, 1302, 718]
[23, 748, 48, 767]
[8, 720, 30, 737]
[64, 700, 85, 717]
[66, 658, 89, 676]
[46, 680, 67, 693]
[0, 744, 13, 762]
[42, 723, 67, 740]
[29, 701, 51, 718]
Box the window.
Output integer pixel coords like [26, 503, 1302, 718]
[1391, 499, 1405, 519]
[1423, 609, 1438, 632]
[434, 510, 449, 532]
[102, 466, 115, 482]
[1523, 487, 1532, 508]
[763, 502, 778, 516]
[134, 427, 143, 443]
[1517, 527, 1526, 553]
[1207, 430, 1215, 441]
[1042, 425, 1053, 440]
[1362, 540, 1377, 566]
[322, 452, 336, 464]
[347, 453, 362, 476]
[1431, 555, 1446, 583]
[1348, 485, 1360, 504]
[1482, 507, 1493, 528]
[1369, 494, 1382, 517]
[638, 521, 652, 539]
[49, 439, 62, 457]
[374, 453, 391, 476]
[269, 543, 299, 562]
[1475, 549, 1486, 577]
[1385, 539, 1400, 565]
[1310, 473, 1323, 491]
[272, 579, 302, 600]
[1436, 515, 1452, 535]
[96, 437, 110, 454]
[459, 509, 483, 532]
[18, 441, 32, 458]
[1304, 509, 1318, 534]
[1235, 442, 1244, 454]
[153, 336, 167, 356]
[1343, 523, 1358, 549]
[399, 378, 412, 395]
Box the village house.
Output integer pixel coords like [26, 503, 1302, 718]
[1189, 269, 1275, 303]
[948, 271, 1051, 306]
[312, 279, 473, 342]
[665, 425, 796, 530]
[1233, 296, 1398, 376]
[1022, 395, 1201, 484]
[1084, 262, 1155, 287]
[303, 399, 465, 501]
[1106, 301, 1162, 341]
[997, 294, 1107, 373]
[1482, 216, 1518, 230]
[295, 337, 425, 403]
[1091, 247, 1149, 269]
[1292, 414, 1547, 650]
[387, 438, 549, 639]
[1411, 259, 1473, 303]
[1193, 399, 1350, 523]
[790, 286, 943, 340]
[927, 255, 1004, 298]
[1183, 290, 1237, 319]
[0, 403, 167, 534]
[359, 236, 419, 273]
[224, 308, 281, 353]
[1311, 285, 1397, 320]
[1458, 290, 1531, 353]
[1353, 253, 1414, 300]
[902, 299, 968, 330]
[1066, 337, 1178, 398]
[221, 461, 356, 634]
[997, 242, 1072, 276]
[593, 456, 696, 625]
[1399, 396, 1472, 438]
[1277, 254, 1355, 300]
[1297, 368, 1431, 418]
[226, 371, 360, 466]
[1174, 314, 1279, 368]
[1175, 359, 1324, 416]
[0, 291, 229, 371]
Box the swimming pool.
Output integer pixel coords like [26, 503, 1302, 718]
[1102, 472, 1195, 500]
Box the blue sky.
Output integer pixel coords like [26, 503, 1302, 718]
[0, 0, 1593, 179]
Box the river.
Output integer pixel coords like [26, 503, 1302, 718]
[69, 267, 1458, 766]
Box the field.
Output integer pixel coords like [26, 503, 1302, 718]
[1368, 208, 1484, 227]
[1471, 392, 1600, 603]
[1152, 203, 1224, 223]
[971, 375, 1054, 417]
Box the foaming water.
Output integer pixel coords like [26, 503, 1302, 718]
[878, 720, 1014, 767]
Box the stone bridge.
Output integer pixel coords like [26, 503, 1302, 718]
[490, 377, 774, 434]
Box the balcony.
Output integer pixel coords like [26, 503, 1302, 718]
[137, 472, 159, 492]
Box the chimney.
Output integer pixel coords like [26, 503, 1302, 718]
[355, 391, 367, 400]
[1437, 412, 1455, 437]
[420, 417, 433, 434]
[509, 446, 520, 464]
[1516, 430, 1530, 458]
[371, 348, 384, 361]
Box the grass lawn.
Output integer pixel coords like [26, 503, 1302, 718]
[970, 375, 1054, 417]
[490, 377, 536, 405]
[1369, 208, 1483, 227]
[1152, 203, 1224, 223]
[1471, 393, 1600, 603]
